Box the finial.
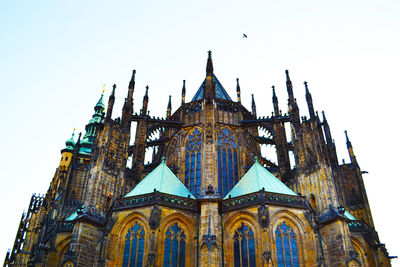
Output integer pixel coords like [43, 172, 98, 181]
[206, 50, 214, 76]
[145, 85, 149, 96]
[285, 69, 290, 80]
[344, 130, 349, 141]
[254, 156, 258, 163]
[162, 156, 165, 163]
[111, 84, 116, 96]
[304, 81, 310, 93]
[102, 84, 106, 93]
[129, 70, 136, 89]
[272, 85, 276, 96]
[181, 80, 186, 104]
[322, 111, 327, 122]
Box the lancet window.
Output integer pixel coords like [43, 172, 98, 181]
[122, 222, 146, 267]
[275, 221, 300, 267]
[233, 223, 256, 267]
[217, 127, 239, 197]
[163, 223, 186, 267]
[185, 128, 202, 197]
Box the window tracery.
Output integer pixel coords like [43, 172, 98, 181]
[122, 222, 146, 267]
[233, 223, 256, 267]
[185, 128, 202, 197]
[163, 222, 186, 267]
[275, 221, 299, 267]
[217, 128, 239, 197]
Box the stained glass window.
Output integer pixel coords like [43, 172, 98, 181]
[217, 128, 239, 197]
[275, 221, 299, 267]
[122, 222, 146, 267]
[233, 223, 256, 267]
[163, 223, 186, 267]
[185, 128, 202, 197]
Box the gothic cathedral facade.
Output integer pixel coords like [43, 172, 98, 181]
[4, 52, 392, 266]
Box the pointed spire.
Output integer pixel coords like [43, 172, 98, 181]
[285, 69, 294, 104]
[251, 94, 257, 117]
[141, 86, 149, 116]
[304, 81, 315, 118]
[236, 78, 241, 103]
[181, 80, 186, 104]
[166, 95, 172, 117]
[206, 50, 214, 77]
[106, 84, 116, 120]
[345, 130, 356, 163]
[322, 110, 327, 123]
[272, 85, 280, 116]
[128, 70, 136, 101]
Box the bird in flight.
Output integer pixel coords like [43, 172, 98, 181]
[243, 34, 247, 38]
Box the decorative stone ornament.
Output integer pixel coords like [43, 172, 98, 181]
[258, 204, 270, 228]
[149, 204, 161, 230]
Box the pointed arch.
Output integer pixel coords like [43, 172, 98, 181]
[217, 126, 239, 197]
[270, 211, 306, 267]
[184, 127, 202, 197]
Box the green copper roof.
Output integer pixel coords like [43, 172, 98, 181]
[344, 210, 356, 221]
[224, 158, 296, 199]
[64, 131, 76, 151]
[66, 211, 77, 221]
[96, 93, 105, 109]
[125, 159, 195, 199]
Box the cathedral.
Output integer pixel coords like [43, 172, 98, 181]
[4, 51, 392, 267]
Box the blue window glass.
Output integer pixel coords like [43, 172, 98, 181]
[163, 223, 186, 267]
[217, 128, 239, 197]
[275, 221, 299, 267]
[233, 223, 256, 267]
[122, 222, 145, 267]
[185, 129, 202, 197]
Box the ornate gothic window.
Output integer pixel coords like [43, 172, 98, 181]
[217, 128, 239, 197]
[275, 221, 299, 267]
[185, 128, 202, 197]
[163, 223, 186, 267]
[122, 222, 146, 267]
[233, 223, 256, 267]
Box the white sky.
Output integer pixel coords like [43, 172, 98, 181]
[0, 0, 399, 264]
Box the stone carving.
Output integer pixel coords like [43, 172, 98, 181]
[149, 205, 161, 230]
[205, 184, 215, 195]
[202, 215, 217, 251]
[258, 204, 270, 228]
[205, 123, 213, 144]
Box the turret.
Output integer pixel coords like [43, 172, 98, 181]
[236, 78, 241, 103]
[181, 80, 186, 104]
[166, 95, 172, 118]
[304, 81, 315, 118]
[251, 94, 256, 117]
[272, 85, 279, 116]
[141, 86, 149, 116]
[80, 92, 105, 155]
[60, 129, 76, 170]
[106, 84, 116, 120]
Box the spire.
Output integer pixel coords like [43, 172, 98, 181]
[236, 78, 241, 103]
[251, 94, 257, 117]
[272, 85, 280, 116]
[181, 80, 186, 104]
[106, 84, 116, 120]
[345, 130, 356, 163]
[63, 129, 76, 152]
[322, 110, 327, 123]
[322, 111, 332, 142]
[285, 70, 294, 104]
[166, 95, 172, 117]
[128, 70, 136, 101]
[206, 50, 214, 77]
[304, 81, 315, 118]
[141, 86, 149, 116]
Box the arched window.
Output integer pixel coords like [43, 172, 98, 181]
[275, 221, 299, 267]
[122, 222, 146, 267]
[185, 128, 202, 197]
[217, 128, 239, 197]
[233, 223, 256, 267]
[163, 223, 186, 267]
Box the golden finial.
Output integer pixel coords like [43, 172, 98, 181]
[73, 128, 76, 131]
[102, 84, 106, 93]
